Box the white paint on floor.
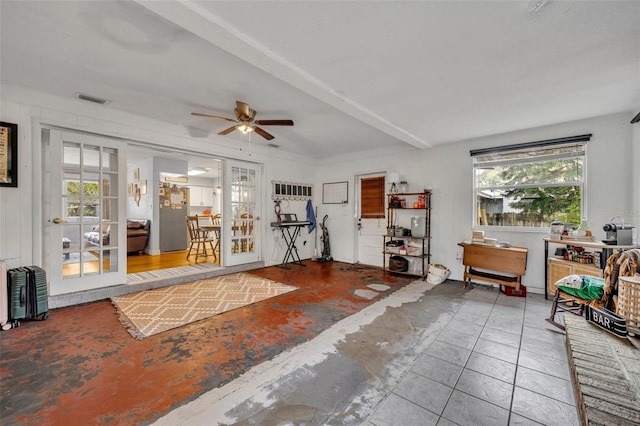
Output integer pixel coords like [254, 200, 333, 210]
[152, 280, 432, 425]
[367, 283, 391, 292]
[354, 289, 380, 299]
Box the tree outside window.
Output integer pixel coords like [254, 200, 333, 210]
[473, 142, 586, 228]
[66, 180, 99, 217]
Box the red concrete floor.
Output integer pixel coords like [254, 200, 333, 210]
[0, 261, 414, 425]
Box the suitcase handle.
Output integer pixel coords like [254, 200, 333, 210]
[20, 285, 26, 307]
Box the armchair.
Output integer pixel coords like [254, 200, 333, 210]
[127, 219, 150, 255]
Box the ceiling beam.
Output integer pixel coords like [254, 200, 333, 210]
[135, 0, 431, 149]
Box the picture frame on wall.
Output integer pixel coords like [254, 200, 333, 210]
[322, 181, 348, 204]
[0, 121, 18, 187]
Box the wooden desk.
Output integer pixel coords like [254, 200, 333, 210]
[458, 243, 528, 291]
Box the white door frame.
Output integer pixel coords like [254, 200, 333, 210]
[45, 129, 128, 295]
[355, 171, 388, 267]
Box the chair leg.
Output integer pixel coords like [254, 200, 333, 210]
[546, 289, 565, 330]
[207, 240, 216, 260]
[212, 240, 219, 260]
[545, 289, 588, 331]
[195, 241, 204, 263]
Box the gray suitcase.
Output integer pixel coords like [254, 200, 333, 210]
[7, 266, 49, 324]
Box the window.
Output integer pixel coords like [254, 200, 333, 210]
[360, 176, 385, 219]
[472, 135, 590, 228]
[65, 179, 99, 217]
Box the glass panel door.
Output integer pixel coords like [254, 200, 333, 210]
[223, 159, 261, 266]
[46, 130, 126, 295]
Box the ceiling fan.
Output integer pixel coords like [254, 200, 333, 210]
[191, 101, 294, 140]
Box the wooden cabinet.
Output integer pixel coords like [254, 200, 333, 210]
[189, 186, 214, 207]
[547, 258, 602, 294]
[543, 238, 639, 298]
[382, 191, 431, 279]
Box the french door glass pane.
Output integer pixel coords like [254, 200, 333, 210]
[61, 141, 121, 277]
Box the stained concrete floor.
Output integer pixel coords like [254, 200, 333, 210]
[1, 261, 579, 425]
[0, 262, 414, 425]
[155, 275, 580, 426]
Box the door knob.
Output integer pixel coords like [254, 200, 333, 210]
[52, 217, 68, 224]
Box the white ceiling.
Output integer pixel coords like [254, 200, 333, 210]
[1, 0, 639, 161]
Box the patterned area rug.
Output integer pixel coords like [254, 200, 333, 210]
[112, 272, 297, 339]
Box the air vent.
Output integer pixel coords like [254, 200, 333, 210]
[267, 143, 280, 148]
[76, 93, 110, 105]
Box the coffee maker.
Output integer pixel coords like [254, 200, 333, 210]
[602, 217, 635, 245]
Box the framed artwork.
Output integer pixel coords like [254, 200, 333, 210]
[0, 121, 18, 187]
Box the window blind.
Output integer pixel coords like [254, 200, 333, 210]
[361, 176, 385, 219]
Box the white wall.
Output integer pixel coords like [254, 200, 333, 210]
[127, 157, 154, 251]
[1, 82, 637, 296]
[263, 160, 318, 264]
[317, 112, 638, 294]
[0, 84, 317, 273]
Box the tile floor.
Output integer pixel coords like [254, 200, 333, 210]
[156, 277, 579, 425]
[367, 288, 578, 426]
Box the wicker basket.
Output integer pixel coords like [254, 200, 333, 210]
[617, 275, 640, 334]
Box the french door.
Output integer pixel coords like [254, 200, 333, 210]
[45, 129, 127, 295]
[223, 159, 261, 266]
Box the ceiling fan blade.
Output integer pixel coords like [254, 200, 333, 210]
[191, 112, 237, 123]
[254, 119, 294, 126]
[218, 126, 237, 136]
[253, 126, 274, 140]
[236, 101, 251, 119]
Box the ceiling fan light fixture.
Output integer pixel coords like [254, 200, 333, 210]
[188, 167, 209, 176]
[193, 101, 292, 140]
[236, 122, 254, 134]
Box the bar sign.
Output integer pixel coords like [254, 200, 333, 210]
[585, 305, 627, 337]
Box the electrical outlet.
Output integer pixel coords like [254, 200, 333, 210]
[456, 251, 462, 261]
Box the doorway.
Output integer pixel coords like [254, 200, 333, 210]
[126, 145, 224, 272]
[356, 172, 387, 267]
[44, 128, 264, 298]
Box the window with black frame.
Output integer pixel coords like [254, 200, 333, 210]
[471, 135, 590, 229]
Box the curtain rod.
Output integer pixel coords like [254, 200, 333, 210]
[470, 134, 592, 157]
